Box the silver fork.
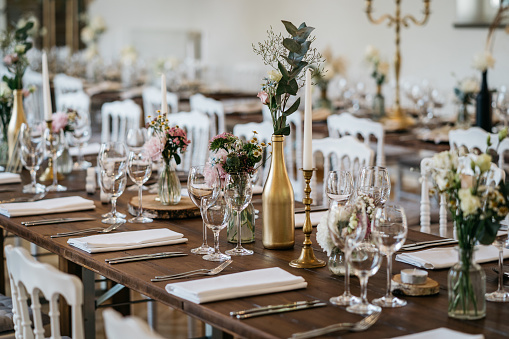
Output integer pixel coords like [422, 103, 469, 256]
[50, 222, 125, 238]
[289, 311, 381, 339]
[0, 191, 47, 204]
[151, 259, 233, 282]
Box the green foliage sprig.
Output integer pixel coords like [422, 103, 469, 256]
[1, 21, 34, 90]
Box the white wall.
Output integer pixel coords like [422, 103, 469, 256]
[90, 0, 509, 109]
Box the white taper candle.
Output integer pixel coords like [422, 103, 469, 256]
[42, 52, 52, 121]
[303, 68, 313, 170]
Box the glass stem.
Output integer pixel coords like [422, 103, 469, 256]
[202, 221, 208, 246]
[30, 168, 37, 189]
[344, 248, 351, 295]
[359, 276, 368, 305]
[236, 208, 242, 249]
[77, 144, 84, 165]
[137, 184, 143, 217]
[213, 230, 220, 255]
[111, 197, 117, 217]
[52, 152, 58, 186]
[386, 253, 393, 298]
[498, 246, 504, 292]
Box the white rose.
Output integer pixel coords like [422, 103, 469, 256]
[14, 44, 25, 54]
[316, 211, 334, 256]
[267, 70, 282, 82]
[365, 45, 380, 63]
[432, 151, 457, 171]
[475, 153, 492, 173]
[459, 77, 479, 94]
[458, 188, 481, 216]
[0, 82, 11, 99]
[81, 26, 95, 44]
[472, 51, 495, 72]
[90, 16, 106, 33]
[377, 61, 390, 76]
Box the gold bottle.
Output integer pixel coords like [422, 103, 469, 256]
[262, 135, 295, 249]
[7, 90, 27, 161]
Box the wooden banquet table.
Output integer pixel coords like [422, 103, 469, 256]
[0, 170, 508, 339]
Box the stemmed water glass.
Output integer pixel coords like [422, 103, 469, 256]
[326, 170, 354, 206]
[99, 142, 128, 224]
[188, 165, 220, 255]
[44, 127, 67, 192]
[356, 166, 391, 207]
[126, 128, 149, 191]
[486, 232, 509, 302]
[127, 151, 153, 223]
[327, 202, 367, 305]
[201, 194, 231, 262]
[69, 112, 92, 170]
[19, 123, 45, 193]
[347, 242, 383, 315]
[225, 172, 253, 256]
[372, 204, 408, 308]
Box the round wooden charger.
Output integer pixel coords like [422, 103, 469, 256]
[129, 194, 200, 219]
[390, 274, 440, 296]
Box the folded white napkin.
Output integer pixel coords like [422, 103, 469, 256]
[295, 211, 328, 228]
[396, 245, 509, 269]
[165, 267, 307, 304]
[0, 173, 21, 185]
[391, 327, 484, 339]
[69, 143, 101, 156]
[0, 196, 95, 217]
[68, 228, 188, 253]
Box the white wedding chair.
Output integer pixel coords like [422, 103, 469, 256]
[142, 86, 179, 121]
[101, 99, 141, 143]
[449, 127, 499, 154]
[233, 120, 273, 186]
[420, 155, 505, 238]
[312, 136, 374, 206]
[5, 245, 84, 339]
[189, 93, 226, 138]
[53, 73, 84, 112]
[103, 309, 164, 339]
[56, 91, 91, 116]
[327, 112, 385, 166]
[262, 106, 303, 199]
[167, 111, 210, 171]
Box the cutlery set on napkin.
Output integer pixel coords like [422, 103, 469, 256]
[0, 196, 95, 217]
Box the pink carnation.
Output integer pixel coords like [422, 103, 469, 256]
[257, 91, 269, 104]
[143, 136, 164, 161]
[51, 112, 68, 133]
[204, 161, 226, 187]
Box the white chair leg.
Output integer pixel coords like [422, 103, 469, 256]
[147, 300, 157, 330]
[29, 243, 39, 258]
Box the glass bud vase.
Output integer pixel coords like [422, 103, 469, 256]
[227, 202, 255, 243]
[328, 246, 347, 276]
[455, 102, 470, 129]
[372, 84, 385, 120]
[57, 134, 73, 174]
[158, 159, 181, 205]
[448, 247, 486, 320]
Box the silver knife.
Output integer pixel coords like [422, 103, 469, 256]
[400, 239, 458, 251]
[22, 217, 96, 226]
[107, 253, 188, 264]
[105, 252, 183, 262]
[401, 238, 456, 249]
[231, 300, 322, 316]
[236, 302, 327, 319]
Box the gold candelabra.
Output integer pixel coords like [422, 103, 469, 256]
[365, 0, 431, 130]
[290, 169, 326, 269]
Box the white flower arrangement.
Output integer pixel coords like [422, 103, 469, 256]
[365, 45, 389, 86]
[472, 51, 495, 72]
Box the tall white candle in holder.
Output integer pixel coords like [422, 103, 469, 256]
[302, 68, 313, 170]
[42, 52, 52, 121]
[161, 73, 168, 116]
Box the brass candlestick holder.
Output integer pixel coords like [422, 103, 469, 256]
[365, 0, 431, 130]
[40, 120, 66, 191]
[290, 169, 326, 269]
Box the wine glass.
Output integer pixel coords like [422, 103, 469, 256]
[188, 165, 220, 255]
[201, 194, 231, 262]
[127, 151, 153, 223]
[99, 142, 128, 224]
[327, 201, 367, 305]
[44, 127, 67, 192]
[347, 242, 383, 315]
[19, 123, 45, 193]
[485, 232, 509, 302]
[356, 166, 391, 207]
[326, 170, 354, 206]
[372, 204, 408, 308]
[225, 172, 253, 256]
[69, 112, 92, 170]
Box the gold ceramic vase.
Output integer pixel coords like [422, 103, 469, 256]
[7, 90, 27, 161]
[262, 135, 295, 249]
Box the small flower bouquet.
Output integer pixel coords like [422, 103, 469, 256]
[144, 114, 191, 205]
[1, 21, 34, 90]
[454, 77, 479, 106]
[365, 45, 389, 87]
[51, 109, 78, 133]
[253, 20, 323, 135]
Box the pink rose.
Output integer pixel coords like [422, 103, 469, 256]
[143, 136, 164, 161]
[257, 91, 269, 104]
[51, 112, 68, 133]
[3, 54, 18, 66]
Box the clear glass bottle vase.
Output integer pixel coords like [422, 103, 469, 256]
[227, 202, 255, 243]
[158, 158, 181, 205]
[448, 247, 486, 320]
[328, 246, 347, 276]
